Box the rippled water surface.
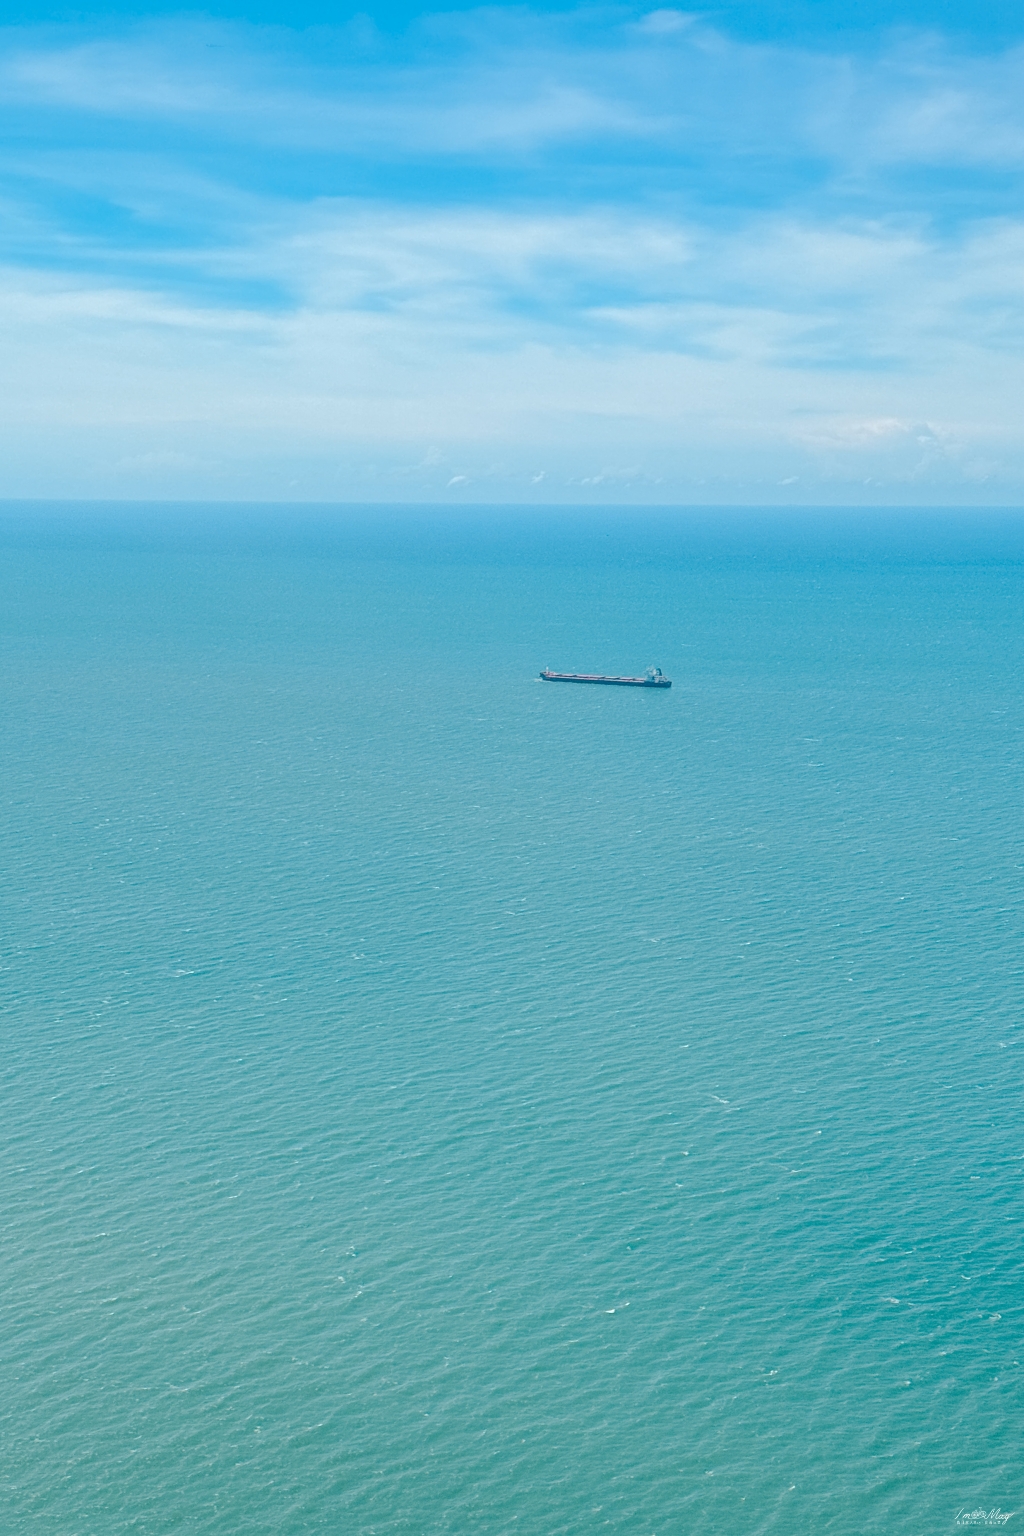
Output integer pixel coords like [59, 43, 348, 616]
[2, 508, 1023, 1535]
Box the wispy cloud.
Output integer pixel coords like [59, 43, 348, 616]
[6, 12, 1024, 168]
[1, 7, 1024, 500]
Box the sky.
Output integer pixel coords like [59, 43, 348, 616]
[3, 0, 1024, 504]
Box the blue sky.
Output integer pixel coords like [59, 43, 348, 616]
[3, 0, 1024, 503]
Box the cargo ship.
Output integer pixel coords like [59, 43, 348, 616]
[540, 666, 671, 688]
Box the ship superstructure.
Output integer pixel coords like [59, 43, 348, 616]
[540, 667, 671, 688]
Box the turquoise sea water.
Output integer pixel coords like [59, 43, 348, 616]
[2, 507, 1023, 1536]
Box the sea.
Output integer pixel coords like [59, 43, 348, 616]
[2, 504, 1022, 1536]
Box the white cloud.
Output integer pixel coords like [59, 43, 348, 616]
[635, 12, 700, 38]
[3, 10, 1024, 499]
[235, 204, 694, 319]
[817, 39, 1024, 169]
[4, 12, 1024, 169]
[2, 200, 1024, 498]
[0, 290, 1017, 502]
[0, 20, 652, 154]
[6, 37, 225, 115]
[0, 268, 268, 333]
[794, 417, 940, 449]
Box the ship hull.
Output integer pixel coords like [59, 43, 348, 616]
[540, 671, 671, 687]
